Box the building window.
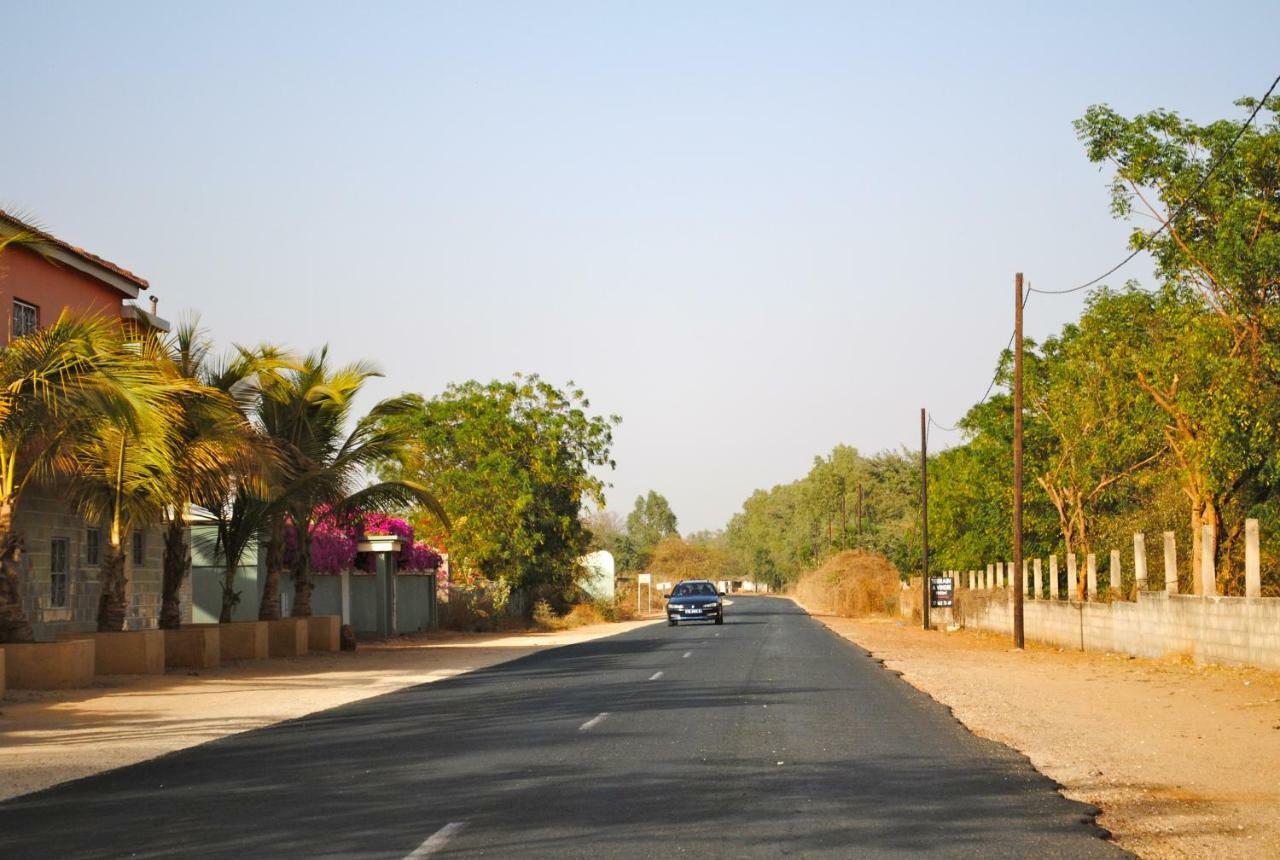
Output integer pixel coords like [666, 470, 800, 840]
[51, 538, 69, 608]
[12, 299, 39, 339]
[86, 527, 101, 566]
[132, 530, 145, 566]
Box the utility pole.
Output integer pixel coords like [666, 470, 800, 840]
[1013, 273, 1026, 649]
[857, 482, 863, 539]
[920, 407, 930, 631]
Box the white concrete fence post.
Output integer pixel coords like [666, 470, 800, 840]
[1200, 524, 1217, 597]
[1133, 533, 1147, 593]
[1023, 559, 1030, 596]
[986, 564, 993, 590]
[995, 562, 1003, 589]
[1246, 518, 1261, 598]
[1067, 553, 1078, 601]
[1163, 531, 1178, 594]
[968, 570, 975, 590]
[1087, 553, 1098, 600]
[1033, 557, 1043, 599]
[1049, 555, 1058, 600]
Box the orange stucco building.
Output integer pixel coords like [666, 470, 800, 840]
[0, 210, 177, 638]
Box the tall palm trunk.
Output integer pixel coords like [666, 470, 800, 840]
[290, 518, 314, 618]
[0, 501, 34, 643]
[161, 516, 189, 629]
[217, 558, 239, 623]
[97, 541, 128, 632]
[258, 517, 286, 620]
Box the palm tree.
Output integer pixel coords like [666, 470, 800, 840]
[0, 311, 175, 642]
[157, 320, 285, 629]
[255, 349, 447, 619]
[63, 334, 198, 632]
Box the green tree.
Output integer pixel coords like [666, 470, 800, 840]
[254, 349, 446, 619]
[623, 490, 679, 571]
[1076, 94, 1280, 588]
[379, 374, 617, 609]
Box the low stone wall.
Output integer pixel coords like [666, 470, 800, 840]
[59, 630, 165, 675]
[959, 589, 1280, 672]
[266, 618, 308, 658]
[164, 626, 220, 670]
[189, 622, 268, 661]
[3, 639, 96, 689]
[307, 616, 339, 652]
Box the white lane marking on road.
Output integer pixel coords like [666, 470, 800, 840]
[404, 822, 466, 859]
[682, 651, 692, 658]
[579, 712, 610, 731]
[649, 671, 664, 681]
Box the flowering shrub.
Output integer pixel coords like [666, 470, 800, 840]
[287, 506, 442, 575]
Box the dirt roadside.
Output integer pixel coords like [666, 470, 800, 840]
[0, 618, 659, 801]
[799, 602, 1280, 859]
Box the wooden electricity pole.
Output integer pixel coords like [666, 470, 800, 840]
[1013, 272, 1026, 649]
[920, 407, 930, 631]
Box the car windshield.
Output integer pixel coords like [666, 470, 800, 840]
[672, 582, 716, 597]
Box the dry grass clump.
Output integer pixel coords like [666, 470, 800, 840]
[532, 596, 636, 631]
[794, 550, 902, 617]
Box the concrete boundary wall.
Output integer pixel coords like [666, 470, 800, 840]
[958, 590, 1280, 672]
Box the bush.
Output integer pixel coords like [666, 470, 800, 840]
[793, 550, 902, 617]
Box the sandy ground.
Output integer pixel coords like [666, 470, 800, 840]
[800, 603, 1280, 859]
[0, 618, 658, 801]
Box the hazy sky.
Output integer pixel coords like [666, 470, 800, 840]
[3, 2, 1276, 532]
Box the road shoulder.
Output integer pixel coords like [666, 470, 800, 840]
[794, 601, 1280, 859]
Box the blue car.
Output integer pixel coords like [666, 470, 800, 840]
[665, 580, 725, 626]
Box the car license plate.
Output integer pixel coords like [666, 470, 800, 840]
[684, 608, 700, 614]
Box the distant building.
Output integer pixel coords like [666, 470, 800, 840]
[0, 210, 172, 639]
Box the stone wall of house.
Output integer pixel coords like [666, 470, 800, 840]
[16, 489, 186, 641]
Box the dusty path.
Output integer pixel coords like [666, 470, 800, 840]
[0, 618, 658, 801]
[805, 607, 1280, 859]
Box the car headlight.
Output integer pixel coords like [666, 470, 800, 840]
[702, 602, 720, 609]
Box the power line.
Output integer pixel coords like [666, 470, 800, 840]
[929, 285, 1029, 435]
[1029, 71, 1280, 297]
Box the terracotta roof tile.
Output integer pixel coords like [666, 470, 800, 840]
[0, 208, 150, 290]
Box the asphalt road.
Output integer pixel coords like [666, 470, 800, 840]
[0, 596, 1125, 858]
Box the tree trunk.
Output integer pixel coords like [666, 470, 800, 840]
[218, 558, 239, 623]
[1190, 503, 1202, 595]
[290, 520, 313, 618]
[0, 501, 34, 643]
[258, 518, 286, 621]
[97, 543, 128, 632]
[160, 517, 189, 629]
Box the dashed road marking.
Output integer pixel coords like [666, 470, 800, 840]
[404, 822, 466, 858]
[649, 671, 664, 681]
[682, 651, 692, 659]
[579, 712, 610, 731]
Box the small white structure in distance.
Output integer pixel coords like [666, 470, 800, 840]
[580, 550, 616, 601]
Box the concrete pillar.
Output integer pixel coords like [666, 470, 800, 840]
[1066, 553, 1078, 601]
[996, 562, 1004, 589]
[1246, 518, 1261, 598]
[1133, 533, 1147, 592]
[1023, 559, 1031, 595]
[1107, 550, 1119, 598]
[1163, 531, 1178, 594]
[1033, 557, 1043, 599]
[1086, 553, 1098, 600]
[968, 570, 975, 590]
[986, 564, 993, 589]
[1200, 524, 1217, 597]
[1049, 555, 1058, 599]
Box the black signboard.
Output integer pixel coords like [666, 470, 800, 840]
[929, 575, 954, 608]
